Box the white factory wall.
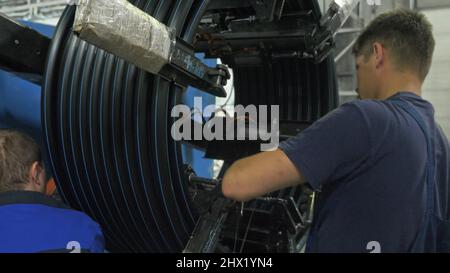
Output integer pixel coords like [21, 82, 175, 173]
[417, 0, 450, 9]
[422, 7, 450, 138]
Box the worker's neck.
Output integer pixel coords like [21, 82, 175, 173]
[22, 184, 43, 194]
[376, 71, 422, 100]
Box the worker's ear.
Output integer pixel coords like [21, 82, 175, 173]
[29, 161, 45, 187]
[372, 42, 385, 69]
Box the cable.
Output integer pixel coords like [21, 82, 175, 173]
[239, 201, 256, 253]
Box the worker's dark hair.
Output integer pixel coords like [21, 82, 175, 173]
[0, 129, 42, 192]
[353, 9, 435, 81]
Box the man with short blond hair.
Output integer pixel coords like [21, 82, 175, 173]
[0, 129, 45, 193]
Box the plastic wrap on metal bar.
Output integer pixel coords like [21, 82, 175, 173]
[322, 0, 361, 33]
[334, 0, 360, 24]
[73, 0, 175, 75]
[42, 0, 338, 252]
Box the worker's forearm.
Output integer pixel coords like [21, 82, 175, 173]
[221, 150, 305, 202]
[222, 159, 254, 202]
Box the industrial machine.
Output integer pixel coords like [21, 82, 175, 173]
[0, 0, 358, 252]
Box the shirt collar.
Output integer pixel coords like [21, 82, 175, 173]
[387, 91, 422, 101]
[0, 190, 69, 209]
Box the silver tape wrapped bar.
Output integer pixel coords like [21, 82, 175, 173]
[321, 0, 360, 34]
[73, 0, 175, 74]
[334, 0, 360, 25]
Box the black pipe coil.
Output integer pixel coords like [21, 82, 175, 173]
[42, 0, 338, 252]
[43, 0, 210, 252]
[234, 57, 338, 121]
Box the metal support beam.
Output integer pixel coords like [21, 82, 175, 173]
[159, 38, 231, 97]
[320, 0, 361, 35]
[183, 167, 232, 253]
[0, 12, 50, 84]
[183, 198, 230, 253]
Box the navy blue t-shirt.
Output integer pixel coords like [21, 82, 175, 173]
[279, 92, 450, 253]
[0, 191, 104, 253]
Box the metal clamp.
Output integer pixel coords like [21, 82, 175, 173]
[163, 38, 231, 97]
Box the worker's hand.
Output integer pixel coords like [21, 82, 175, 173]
[194, 184, 226, 215]
[221, 149, 305, 202]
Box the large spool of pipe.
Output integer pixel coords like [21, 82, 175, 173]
[42, 0, 338, 252]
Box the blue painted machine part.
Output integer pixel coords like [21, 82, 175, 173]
[0, 21, 54, 142]
[182, 54, 216, 178]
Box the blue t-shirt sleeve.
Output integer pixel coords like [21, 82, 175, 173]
[279, 102, 373, 191]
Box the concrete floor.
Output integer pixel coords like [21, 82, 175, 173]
[422, 8, 450, 139]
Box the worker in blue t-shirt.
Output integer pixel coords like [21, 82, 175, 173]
[222, 10, 450, 253]
[0, 129, 104, 253]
